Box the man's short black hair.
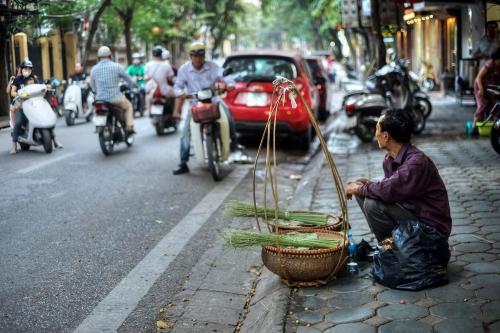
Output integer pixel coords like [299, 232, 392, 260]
[379, 109, 414, 144]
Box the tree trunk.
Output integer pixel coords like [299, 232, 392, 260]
[82, 0, 112, 67]
[124, 11, 133, 65]
[0, 35, 10, 117]
[371, 0, 386, 68]
[328, 28, 343, 60]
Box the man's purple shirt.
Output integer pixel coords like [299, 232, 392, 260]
[359, 144, 452, 236]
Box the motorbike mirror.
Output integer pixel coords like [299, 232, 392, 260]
[223, 67, 233, 76]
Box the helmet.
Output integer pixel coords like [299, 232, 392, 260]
[188, 42, 206, 56]
[152, 46, 163, 57]
[20, 60, 33, 68]
[132, 52, 141, 59]
[97, 46, 112, 58]
[161, 49, 170, 60]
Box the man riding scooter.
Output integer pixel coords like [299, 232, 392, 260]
[172, 41, 243, 175]
[69, 63, 91, 110]
[127, 53, 146, 114]
[90, 45, 136, 135]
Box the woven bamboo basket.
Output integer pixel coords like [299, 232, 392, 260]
[267, 213, 345, 233]
[261, 229, 348, 286]
[251, 76, 350, 287]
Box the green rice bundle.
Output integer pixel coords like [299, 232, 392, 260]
[224, 201, 336, 226]
[223, 229, 342, 249]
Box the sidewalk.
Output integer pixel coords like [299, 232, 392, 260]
[248, 94, 500, 333]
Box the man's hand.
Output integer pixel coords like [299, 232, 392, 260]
[345, 180, 365, 200]
[214, 81, 227, 93]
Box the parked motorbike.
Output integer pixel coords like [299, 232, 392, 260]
[343, 60, 427, 142]
[151, 91, 177, 135]
[93, 101, 134, 156]
[45, 78, 63, 117]
[63, 80, 94, 126]
[120, 82, 144, 117]
[188, 87, 230, 181]
[15, 84, 58, 153]
[418, 61, 436, 92]
[485, 85, 500, 156]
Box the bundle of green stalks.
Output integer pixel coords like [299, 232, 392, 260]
[223, 229, 342, 249]
[224, 201, 336, 226]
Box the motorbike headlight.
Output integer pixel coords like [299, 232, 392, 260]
[197, 89, 213, 100]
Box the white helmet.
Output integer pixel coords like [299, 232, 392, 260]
[161, 49, 171, 60]
[97, 46, 112, 58]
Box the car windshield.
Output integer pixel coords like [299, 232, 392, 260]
[224, 56, 298, 82]
[306, 59, 321, 76]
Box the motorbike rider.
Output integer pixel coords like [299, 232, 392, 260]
[90, 45, 136, 134]
[69, 62, 90, 110]
[127, 53, 146, 109]
[144, 46, 175, 114]
[9, 60, 62, 154]
[172, 41, 242, 175]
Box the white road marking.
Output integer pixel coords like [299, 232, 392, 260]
[73, 166, 249, 333]
[16, 153, 76, 175]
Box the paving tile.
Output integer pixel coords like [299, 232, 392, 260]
[429, 302, 482, 319]
[363, 315, 391, 327]
[457, 252, 497, 263]
[377, 289, 426, 304]
[327, 291, 375, 308]
[296, 325, 321, 333]
[453, 242, 491, 253]
[464, 262, 500, 274]
[450, 225, 479, 234]
[481, 225, 500, 234]
[379, 320, 432, 333]
[477, 218, 500, 226]
[325, 307, 375, 324]
[481, 300, 500, 323]
[418, 314, 445, 326]
[327, 276, 373, 293]
[311, 321, 334, 331]
[449, 234, 479, 243]
[426, 283, 474, 302]
[487, 320, 500, 332]
[465, 273, 500, 289]
[364, 300, 387, 310]
[433, 317, 484, 333]
[414, 298, 441, 307]
[377, 303, 428, 320]
[449, 218, 471, 226]
[298, 296, 327, 310]
[472, 212, 500, 219]
[324, 322, 375, 333]
[485, 232, 500, 242]
[296, 311, 324, 325]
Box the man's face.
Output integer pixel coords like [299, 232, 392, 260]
[375, 120, 389, 149]
[191, 54, 205, 70]
[75, 63, 83, 73]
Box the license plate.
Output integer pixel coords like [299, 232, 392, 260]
[246, 92, 268, 107]
[93, 115, 107, 126]
[151, 105, 163, 115]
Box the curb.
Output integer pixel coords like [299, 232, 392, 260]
[0, 120, 10, 130]
[240, 137, 327, 333]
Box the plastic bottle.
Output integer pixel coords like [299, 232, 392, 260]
[346, 233, 359, 274]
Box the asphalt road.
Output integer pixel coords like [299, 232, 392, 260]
[0, 114, 311, 333]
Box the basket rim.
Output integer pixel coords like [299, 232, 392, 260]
[262, 229, 347, 255]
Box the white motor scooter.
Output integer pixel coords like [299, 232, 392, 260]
[63, 81, 94, 126]
[189, 88, 231, 181]
[15, 84, 58, 154]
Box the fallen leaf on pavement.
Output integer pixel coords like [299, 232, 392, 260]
[156, 320, 174, 329]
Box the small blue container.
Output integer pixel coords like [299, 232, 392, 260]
[465, 120, 474, 135]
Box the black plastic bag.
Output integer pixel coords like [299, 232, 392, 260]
[372, 220, 450, 291]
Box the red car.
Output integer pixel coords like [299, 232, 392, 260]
[222, 50, 319, 149]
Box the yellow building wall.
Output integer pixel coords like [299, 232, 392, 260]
[38, 37, 50, 80]
[14, 33, 29, 64]
[64, 32, 78, 77]
[49, 30, 63, 80]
